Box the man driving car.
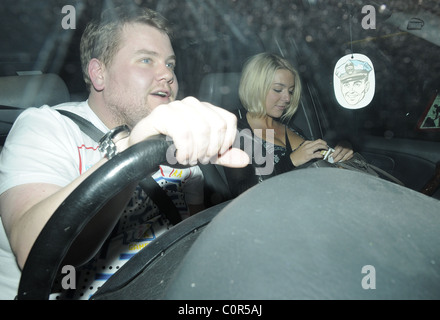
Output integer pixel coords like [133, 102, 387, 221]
[0, 5, 248, 299]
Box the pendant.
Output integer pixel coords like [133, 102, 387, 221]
[333, 53, 375, 109]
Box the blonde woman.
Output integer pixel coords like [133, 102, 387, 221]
[224, 53, 353, 194]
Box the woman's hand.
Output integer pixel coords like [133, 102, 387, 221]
[331, 141, 354, 162]
[290, 139, 328, 166]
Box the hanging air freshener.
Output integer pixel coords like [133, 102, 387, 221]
[333, 53, 375, 109]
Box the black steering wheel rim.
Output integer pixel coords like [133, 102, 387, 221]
[17, 135, 173, 300]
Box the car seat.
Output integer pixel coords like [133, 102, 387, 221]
[0, 73, 70, 146]
[197, 73, 245, 206]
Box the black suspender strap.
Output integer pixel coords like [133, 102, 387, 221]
[57, 109, 182, 225]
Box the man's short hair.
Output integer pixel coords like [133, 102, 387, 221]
[80, 6, 173, 90]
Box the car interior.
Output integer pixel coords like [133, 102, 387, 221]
[1, 0, 440, 300]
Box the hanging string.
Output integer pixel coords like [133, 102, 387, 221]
[349, 1, 354, 58]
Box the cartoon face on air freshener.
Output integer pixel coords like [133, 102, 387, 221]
[334, 53, 375, 109]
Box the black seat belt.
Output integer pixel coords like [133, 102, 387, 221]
[138, 178, 182, 225]
[57, 110, 104, 142]
[57, 109, 182, 225]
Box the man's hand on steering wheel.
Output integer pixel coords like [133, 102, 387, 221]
[127, 97, 250, 168]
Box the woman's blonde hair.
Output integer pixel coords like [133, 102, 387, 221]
[239, 52, 302, 122]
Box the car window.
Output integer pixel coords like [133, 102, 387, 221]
[163, 0, 440, 142]
[1, 1, 439, 162]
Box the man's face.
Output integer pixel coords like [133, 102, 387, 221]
[341, 77, 369, 106]
[102, 23, 178, 128]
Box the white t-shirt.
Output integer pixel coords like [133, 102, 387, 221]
[0, 101, 203, 299]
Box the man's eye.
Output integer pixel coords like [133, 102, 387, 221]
[166, 62, 176, 70]
[141, 58, 152, 64]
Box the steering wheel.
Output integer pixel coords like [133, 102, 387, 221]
[17, 135, 175, 299]
[17, 135, 440, 299]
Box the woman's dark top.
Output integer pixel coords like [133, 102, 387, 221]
[223, 110, 303, 197]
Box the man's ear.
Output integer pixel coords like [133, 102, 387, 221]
[88, 58, 105, 92]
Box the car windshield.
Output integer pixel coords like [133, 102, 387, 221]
[2, 0, 439, 143]
[1, 0, 440, 302]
